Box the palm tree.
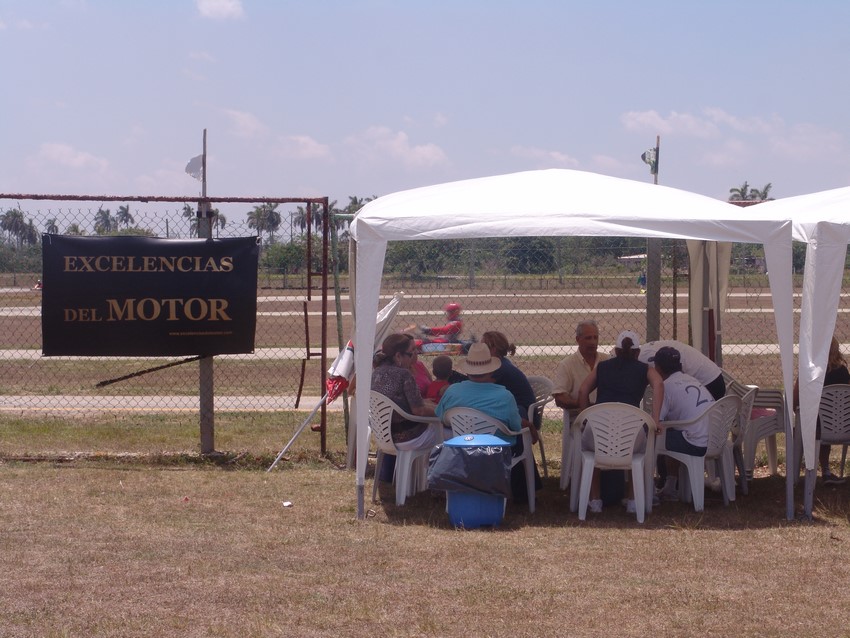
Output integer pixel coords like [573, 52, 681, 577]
[22, 220, 39, 245]
[247, 204, 281, 242]
[247, 205, 268, 237]
[45, 218, 59, 234]
[116, 204, 135, 228]
[94, 208, 116, 235]
[728, 181, 751, 202]
[65, 223, 85, 236]
[211, 209, 227, 237]
[291, 205, 311, 234]
[339, 195, 375, 231]
[1, 208, 26, 246]
[748, 183, 774, 201]
[182, 204, 198, 238]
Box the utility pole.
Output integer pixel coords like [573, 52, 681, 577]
[196, 129, 215, 455]
[644, 135, 662, 342]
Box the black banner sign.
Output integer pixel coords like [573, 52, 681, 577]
[41, 235, 259, 357]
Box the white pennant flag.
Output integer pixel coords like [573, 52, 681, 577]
[185, 154, 203, 180]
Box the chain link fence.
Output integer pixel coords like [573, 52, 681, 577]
[378, 237, 806, 392]
[0, 201, 335, 430]
[2, 199, 835, 438]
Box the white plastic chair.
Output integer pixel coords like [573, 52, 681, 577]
[726, 381, 758, 494]
[723, 371, 784, 478]
[368, 391, 442, 506]
[559, 409, 576, 491]
[442, 407, 536, 513]
[526, 375, 554, 479]
[792, 384, 850, 481]
[658, 395, 741, 512]
[574, 402, 655, 523]
[818, 384, 850, 454]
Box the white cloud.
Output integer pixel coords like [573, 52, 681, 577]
[30, 143, 109, 172]
[0, 19, 6, 30]
[700, 138, 750, 168]
[345, 126, 448, 168]
[702, 107, 776, 135]
[620, 107, 848, 174]
[276, 135, 332, 161]
[135, 167, 194, 195]
[221, 108, 267, 138]
[768, 122, 843, 161]
[510, 145, 579, 168]
[196, 0, 244, 20]
[621, 109, 718, 139]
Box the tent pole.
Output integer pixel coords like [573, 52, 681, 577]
[803, 469, 816, 519]
[786, 416, 797, 520]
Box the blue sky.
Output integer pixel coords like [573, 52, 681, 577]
[2, 0, 849, 223]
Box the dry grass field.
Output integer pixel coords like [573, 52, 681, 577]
[3, 276, 843, 636]
[2, 412, 850, 637]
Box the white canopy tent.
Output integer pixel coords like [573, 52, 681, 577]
[349, 169, 797, 519]
[754, 186, 850, 518]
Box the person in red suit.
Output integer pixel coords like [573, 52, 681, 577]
[419, 302, 463, 342]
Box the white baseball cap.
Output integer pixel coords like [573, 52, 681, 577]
[615, 330, 641, 349]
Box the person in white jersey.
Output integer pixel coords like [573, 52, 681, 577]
[639, 339, 726, 401]
[654, 346, 716, 500]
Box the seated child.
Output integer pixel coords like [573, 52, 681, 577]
[425, 355, 453, 401]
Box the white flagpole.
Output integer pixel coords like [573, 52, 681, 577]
[267, 393, 329, 472]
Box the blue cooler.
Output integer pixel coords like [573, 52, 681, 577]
[439, 434, 512, 529]
[446, 491, 506, 528]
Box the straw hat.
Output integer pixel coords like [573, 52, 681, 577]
[457, 342, 501, 375]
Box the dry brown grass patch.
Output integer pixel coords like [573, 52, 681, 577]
[2, 413, 850, 636]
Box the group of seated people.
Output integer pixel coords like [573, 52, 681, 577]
[371, 329, 541, 502]
[372, 310, 849, 513]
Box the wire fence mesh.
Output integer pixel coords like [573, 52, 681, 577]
[1, 199, 839, 445]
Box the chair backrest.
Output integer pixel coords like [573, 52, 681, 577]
[527, 375, 554, 403]
[526, 375, 554, 424]
[819, 384, 850, 442]
[732, 387, 757, 439]
[575, 402, 654, 469]
[443, 407, 513, 439]
[704, 395, 742, 456]
[368, 391, 401, 453]
[723, 370, 784, 415]
[722, 372, 756, 402]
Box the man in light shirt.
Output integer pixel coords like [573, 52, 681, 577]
[552, 320, 610, 413]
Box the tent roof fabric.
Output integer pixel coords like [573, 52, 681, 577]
[352, 169, 791, 245]
[349, 168, 797, 519]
